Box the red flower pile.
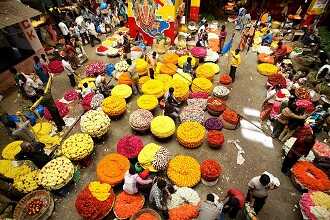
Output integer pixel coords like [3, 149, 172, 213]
[64, 89, 80, 101]
[75, 186, 115, 220]
[207, 130, 225, 148]
[292, 161, 330, 191]
[222, 109, 239, 125]
[189, 92, 209, 99]
[48, 60, 64, 74]
[313, 141, 330, 158]
[219, 74, 232, 85]
[169, 204, 199, 220]
[81, 93, 95, 111]
[44, 100, 69, 120]
[113, 192, 144, 219]
[267, 74, 286, 88]
[207, 97, 226, 115]
[97, 46, 108, 53]
[201, 159, 222, 182]
[116, 135, 144, 159]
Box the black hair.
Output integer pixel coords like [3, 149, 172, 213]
[278, 41, 283, 47]
[235, 48, 240, 54]
[126, 59, 132, 65]
[187, 57, 192, 62]
[41, 54, 47, 61]
[152, 51, 157, 57]
[167, 185, 176, 194]
[288, 102, 298, 112]
[169, 87, 174, 93]
[9, 67, 17, 74]
[259, 174, 270, 186]
[206, 193, 215, 202]
[205, 23, 208, 27]
[33, 56, 40, 63]
[221, 25, 225, 31]
[83, 82, 88, 87]
[304, 135, 316, 146]
[129, 166, 135, 175]
[157, 178, 167, 189]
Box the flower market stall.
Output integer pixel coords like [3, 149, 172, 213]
[80, 110, 111, 138]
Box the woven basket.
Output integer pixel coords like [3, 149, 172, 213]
[13, 190, 54, 220]
[207, 142, 223, 149]
[130, 208, 162, 220]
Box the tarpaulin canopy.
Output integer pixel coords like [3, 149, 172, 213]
[0, 0, 41, 29]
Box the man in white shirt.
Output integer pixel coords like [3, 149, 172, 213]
[86, 19, 101, 47]
[317, 64, 330, 81]
[58, 21, 70, 41]
[62, 57, 76, 87]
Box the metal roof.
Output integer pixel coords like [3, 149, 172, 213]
[0, 0, 41, 29]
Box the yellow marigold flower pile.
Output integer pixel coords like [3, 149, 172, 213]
[0, 160, 32, 179]
[159, 63, 177, 75]
[172, 79, 189, 102]
[111, 84, 133, 99]
[61, 133, 94, 160]
[161, 53, 179, 64]
[134, 58, 148, 74]
[196, 63, 220, 80]
[138, 143, 162, 172]
[155, 74, 173, 91]
[2, 141, 23, 160]
[173, 73, 192, 86]
[102, 95, 127, 117]
[137, 95, 158, 110]
[191, 77, 213, 94]
[150, 116, 176, 138]
[257, 63, 278, 76]
[141, 79, 165, 98]
[167, 155, 201, 187]
[80, 110, 111, 138]
[88, 181, 112, 201]
[311, 192, 330, 209]
[176, 121, 206, 148]
[178, 55, 197, 68]
[13, 170, 39, 193]
[138, 76, 150, 89]
[32, 122, 61, 149]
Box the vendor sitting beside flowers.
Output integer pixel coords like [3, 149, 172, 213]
[15, 141, 51, 169]
[123, 167, 153, 195]
[164, 87, 180, 121]
[81, 82, 94, 98]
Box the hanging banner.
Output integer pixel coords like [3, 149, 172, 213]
[19, 19, 44, 54]
[307, 0, 329, 15]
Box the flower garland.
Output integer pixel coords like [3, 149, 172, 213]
[201, 160, 222, 182]
[0, 160, 32, 179]
[267, 74, 286, 87]
[85, 61, 106, 77]
[167, 155, 201, 187]
[161, 53, 179, 64]
[219, 74, 232, 85]
[116, 135, 144, 159]
[295, 87, 311, 100]
[172, 79, 189, 102]
[150, 116, 176, 138]
[141, 79, 165, 98]
[61, 133, 94, 160]
[167, 187, 200, 209]
[90, 93, 105, 109]
[96, 153, 130, 185]
[207, 130, 225, 148]
[44, 100, 69, 120]
[114, 192, 145, 219]
[48, 60, 64, 74]
[257, 63, 278, 76]
[80, 110, 111, 138]
[81, 93, 95, 111]
[176, 121, 206, 148]
[38, 156, 74, 190]
[178, 55, 197, 68]
[313, 141, 330, 158]
[13, 170, 39, 193]
[207, 97, 226, 115]
[75, 183, 115, 220]
[101, 95, 127, 117]
[168, 204, 199, 220]
[31, 122, 61, 149]
[137, 95, 158, 110]
[64, 89, 79, 101]
[2, 141, 22, 160]
[292, 161, 330, 191]
[129, 109, 153, 131]
[222, 109, 240, 125]
[111, 84, 132, 98]
[134, 59, 148, 73]
[258, 53, 275, 64]
[180, 106, 205, 124]
[187, 98, 208, 110]
[191, 77, 213, 94]
[196, 63, 220, 80]
[189, 92, 209, 99]
[152, 146, 171, 171]
[173, 73, 192, 86]
[115, 60, 130, 72]
[213, 86, 230, 99]
[138, 143, 161, 172]
[299, 192, 330, 220]
[138, 76, 150, 88]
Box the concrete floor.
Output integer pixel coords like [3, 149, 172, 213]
[0, 27, 303, 220]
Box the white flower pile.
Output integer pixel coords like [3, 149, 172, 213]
[167, 186, 201, 209]
[80, 110, 111, 138]
[213, 86, 230, 98]
[115, 60, 130, 72]
[107, 47, 119, 56]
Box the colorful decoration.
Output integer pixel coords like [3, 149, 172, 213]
[141, 79, 165, 98]
[299, 191, 330, 220]
[257, 63, 278, 76]
[138, 143, 161, 172]
[64, 89, 80, 101]
[168, 204, 199, 220]
[180, 106, 205, 124]
[207, 97, 226, 116]
[81, 93, 95, 111]
[173, 73, 192, 86]
[187, 98, 208, 110]
[172, 79, 189, 102]
[161, 53, 179, 64]
[85, 61, 106, 77]
[111, 84, 133, 98]
[176, 121, 206, 148]
[152, 146, 171, 171]
[204, 117, 223, 130]
[167, 155, 201, 187]
[313, 141, 330, 158]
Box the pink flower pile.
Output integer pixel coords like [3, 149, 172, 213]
[116, 135, 144, 158]
[85, 61, 106, 77]
[44, 100, 69, 120]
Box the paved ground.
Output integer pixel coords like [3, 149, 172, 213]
[0, 25, 303, 220]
